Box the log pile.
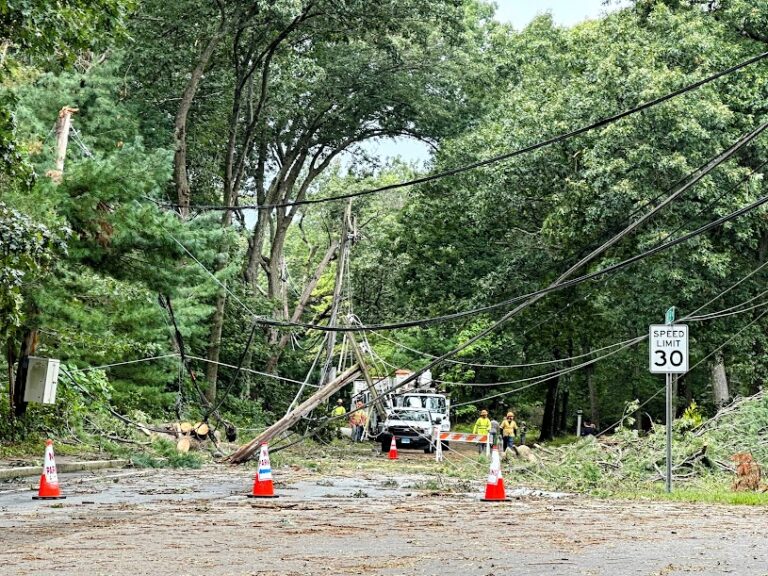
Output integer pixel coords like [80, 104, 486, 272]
[151, 421, 218, 453]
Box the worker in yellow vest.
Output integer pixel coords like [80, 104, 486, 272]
[500, 412, 518, 452]
[349, 400, 368, 442]
[331, 399, 346, 439]
[472, 409, 492, 453]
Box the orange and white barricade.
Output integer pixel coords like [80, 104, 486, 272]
[437, 432, 489, 444]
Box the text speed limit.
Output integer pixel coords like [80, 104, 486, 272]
[649, 325, 689, 374]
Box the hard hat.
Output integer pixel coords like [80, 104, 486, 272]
[506, 412, 514, 418]
[337, 399, 343, 404]
[480, 410, 488, 416]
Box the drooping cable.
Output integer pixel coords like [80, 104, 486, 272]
[180, 50, 768, 212]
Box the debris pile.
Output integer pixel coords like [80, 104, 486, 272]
[509, 391, 768, 493]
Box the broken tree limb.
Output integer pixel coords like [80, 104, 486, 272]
[226, 363, 362, 464]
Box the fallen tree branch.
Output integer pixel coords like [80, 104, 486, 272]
[693, 390, 766, 436]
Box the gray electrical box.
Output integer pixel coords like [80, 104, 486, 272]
[23, 357, 60, 404]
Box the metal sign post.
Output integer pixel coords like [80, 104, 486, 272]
[665, 371, 672, 492]
[649, 307, 688, 493]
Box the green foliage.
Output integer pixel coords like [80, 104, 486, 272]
[358, 2, 768, 432]
[0, 202, 67, 339]
[0, 363, 99, 441]
[5, 0, 768, 456]
[676, 400, 704, 432]
[2, 56, 226, 431]
[0, 0, 135, 197]
[522, 391, 768, 498]
[0, 0, 134, 65]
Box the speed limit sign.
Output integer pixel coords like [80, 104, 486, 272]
[649, 325, 689, 374]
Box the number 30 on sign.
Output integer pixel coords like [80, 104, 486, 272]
[649, 324, 689, 374]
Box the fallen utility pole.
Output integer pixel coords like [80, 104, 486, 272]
[226, 363, 362, 463]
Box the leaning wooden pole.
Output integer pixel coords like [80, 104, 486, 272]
[48, 106, 78, 182]
[226, 363, 362, 464]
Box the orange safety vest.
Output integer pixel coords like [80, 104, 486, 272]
[350, 409, 367, 426]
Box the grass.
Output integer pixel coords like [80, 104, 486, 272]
[0, 436, 104, 460]
[0, 435, 208, 469]
[0, 437, 58, 460]
[611, 485, 768, 505]
[129, 451, 203, 469]
[543, 434, 579, 448]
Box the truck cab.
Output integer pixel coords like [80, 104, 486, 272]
[351, 368, 450, 444]
[378, 408, 440, 452]
[394, 393, 450, 432]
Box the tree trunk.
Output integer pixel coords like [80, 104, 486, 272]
[711, 352, 729, 408]
[759, 230, 768, 263]
[679, 373, 692, 408]
[244, 208, 269, 288]
[540, 372, 560, 441]
[204, 289, 227, 403]
[581, 337, 599, 427]
[6, 337, 17, 417]
[12, 327, 38, 417]
[265, 239, 339, 373]
[173, 25, 226, 218]
[586, 362, 599, 427]
[558, 387, 569, 436]
[226, 363, 362, 464]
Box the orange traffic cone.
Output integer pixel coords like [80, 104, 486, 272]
[247, 443, 279, 498]
[481, 446, 508, 502]
[33, 439, 65, 500]
[388, 436, 398, 460]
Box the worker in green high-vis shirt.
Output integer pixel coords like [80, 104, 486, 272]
[473, 409, 492, 453]
[331, 399, 346, 439]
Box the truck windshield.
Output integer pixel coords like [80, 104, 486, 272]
[403, 396, 445, 412]
[389, 410, 429, 422]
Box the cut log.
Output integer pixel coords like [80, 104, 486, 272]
[226, 363, 362, 464]
[177, 435, 191, 453]
[192, 422, 209, 438]
[180, 422, 194, 434]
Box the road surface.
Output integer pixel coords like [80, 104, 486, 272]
[0, 454, 765, 576]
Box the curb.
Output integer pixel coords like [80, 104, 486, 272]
[0, 459, 129, 480]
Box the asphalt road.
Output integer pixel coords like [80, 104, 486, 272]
[0, 461, 766, 576]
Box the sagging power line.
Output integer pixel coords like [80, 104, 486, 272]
[173, 50, 768, 213]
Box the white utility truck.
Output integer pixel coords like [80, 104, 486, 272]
[351, 369, 450, 449]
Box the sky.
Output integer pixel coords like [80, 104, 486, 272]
[495, 0, 626, 29]
[360, 0, 629, 165]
